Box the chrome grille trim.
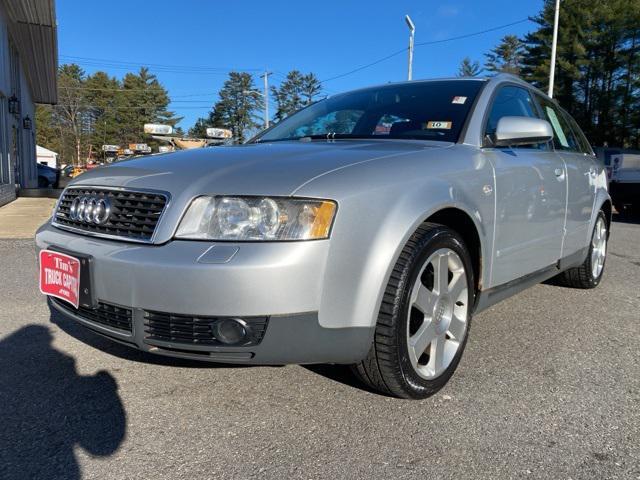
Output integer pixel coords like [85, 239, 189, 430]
[52, 186, 170, 244]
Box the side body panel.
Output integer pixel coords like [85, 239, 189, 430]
[483, 148, 566, 286]
[295, 144, 495, 329]
[464, 79, 568, 286]
[559, 151, 599, 256]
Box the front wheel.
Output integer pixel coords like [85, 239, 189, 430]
[352, 223, 474, 399]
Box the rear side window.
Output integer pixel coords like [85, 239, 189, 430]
[535, 95, 579, 152]
[564, 112, 593, 155]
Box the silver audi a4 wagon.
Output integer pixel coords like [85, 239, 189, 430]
[36, 74, 611, 398]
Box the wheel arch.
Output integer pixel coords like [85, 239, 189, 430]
[593, 190, 612, 239]
[599, 198, 612, 236]
[426, 207, 483, 295]
[310, 158, 495, 332]
[316, 198, 491, 331]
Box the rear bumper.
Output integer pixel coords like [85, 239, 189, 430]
[37, 222, 373, 364]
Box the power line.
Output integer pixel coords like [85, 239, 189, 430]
[57, 17, 533, 121]
[60, 63, 236, 76]
[60, 85, 219, 99]
[59, 55, 263, 74]
[414, 18, 530, 46]
[320, 17, 531, 83]
[321, 47, 408, 83]
[54, 104, 214, 110]
[270, 70, 339, 95]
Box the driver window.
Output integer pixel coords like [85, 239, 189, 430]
[486, 86, 539, 136]
[485, 86, 547, 149]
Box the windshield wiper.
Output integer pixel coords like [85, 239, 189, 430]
[300, 133, 378, 141]
[256, 133, 377, 143]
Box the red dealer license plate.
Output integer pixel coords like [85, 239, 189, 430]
[39, 250, 81, 309]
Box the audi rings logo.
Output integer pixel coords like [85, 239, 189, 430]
[69, 195, 112, 225]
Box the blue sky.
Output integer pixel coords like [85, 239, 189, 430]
[57, 0, 544, 130]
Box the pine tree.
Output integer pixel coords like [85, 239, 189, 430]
[188, 117, 212, 138]
[209, 72, 262, 143]
[36, 64, 185, 163]
[484, 35, 526, 75]
[301, 73, 323, 105]
[120, 67, 182, 146]
[83, 71, 122, 153]
[458, 57, 482, 77]
[521, 0, 640, 147]
[271, 71, 322, 121]
[521, 0, 588, 115]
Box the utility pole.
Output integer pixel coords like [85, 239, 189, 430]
[260, 71, 272, 128]
[405, 15, 416, 81]
[548, 0, 560, 98]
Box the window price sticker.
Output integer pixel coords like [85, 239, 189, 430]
[425, 121, 453, 130]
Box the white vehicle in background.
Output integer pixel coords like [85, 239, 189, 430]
[608, 153, 640, 214]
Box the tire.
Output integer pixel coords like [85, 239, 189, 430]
[555, 211, 608, 289]
[351, 223, 475, 399]
[38, 176, 49, 188]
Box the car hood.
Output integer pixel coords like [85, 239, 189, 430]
[72, 140, 449, 196]
[70, 140, 450, 243]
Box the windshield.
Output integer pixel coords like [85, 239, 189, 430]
[256, 80, 485, 144]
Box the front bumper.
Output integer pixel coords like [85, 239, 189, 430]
[37, 222, 372, 364]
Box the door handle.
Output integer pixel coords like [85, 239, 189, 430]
[554, 168, 565, 181]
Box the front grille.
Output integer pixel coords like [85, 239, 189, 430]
[52, 298, 133, 332]
[53, 187, 168, 242]
[144, 311, 268, 346]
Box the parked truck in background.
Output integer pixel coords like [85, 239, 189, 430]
[606, 152, 640, 215]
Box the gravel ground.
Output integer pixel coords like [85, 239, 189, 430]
[1, 216, 639, 480]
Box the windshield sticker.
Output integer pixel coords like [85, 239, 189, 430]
[425, 121, 452, 130]
[452, 96, 467, 104]
[544, 107, 569, 147]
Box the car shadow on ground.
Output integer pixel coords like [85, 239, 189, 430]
[0, 325, 126, 480]
[303, 364, 383, 395]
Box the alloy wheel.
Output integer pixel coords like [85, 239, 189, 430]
[591, 217, 607, 279]
[406, 248, 469, 380]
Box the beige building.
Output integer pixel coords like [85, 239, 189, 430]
[0, 0, 58, 206]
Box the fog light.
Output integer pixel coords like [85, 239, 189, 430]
[213, 318, 249, 345]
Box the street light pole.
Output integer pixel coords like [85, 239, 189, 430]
[260, 71, 272, 128]
[405, 15, 415, 81]
[548, 0, 560, 98]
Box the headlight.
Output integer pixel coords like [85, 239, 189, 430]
[175, 196, 337, 241]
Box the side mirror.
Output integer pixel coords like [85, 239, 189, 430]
[493, 116, 553, 147]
